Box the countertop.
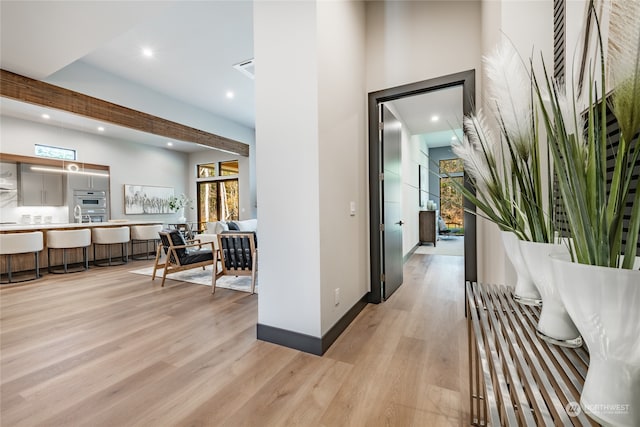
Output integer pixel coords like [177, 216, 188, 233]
[0, 220, 163, 233]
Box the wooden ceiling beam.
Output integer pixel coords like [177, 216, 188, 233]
[0, 69, 250, 157]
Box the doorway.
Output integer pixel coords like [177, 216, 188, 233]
[367, 70, 477, 304]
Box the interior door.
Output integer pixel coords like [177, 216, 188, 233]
[381, 104, 403, 299]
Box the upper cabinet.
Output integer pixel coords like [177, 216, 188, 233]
[19, 164, 64, 206]
[67, 171, 109, 191]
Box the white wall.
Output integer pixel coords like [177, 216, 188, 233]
[317, 0, 368, 333]
[255, 0, 368, 338]
[365, 1, 482, 93]
[0, 115, 189, 223]
[254, 0, 322, 337]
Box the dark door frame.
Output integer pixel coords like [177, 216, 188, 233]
[367, 69, 477, 304]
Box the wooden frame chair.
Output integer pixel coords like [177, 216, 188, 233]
[214, 232, 257, 295]
[152, 229, 216, 287]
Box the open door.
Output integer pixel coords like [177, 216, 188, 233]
[368, 70, 476, 305]
[381, 105, 403, 299]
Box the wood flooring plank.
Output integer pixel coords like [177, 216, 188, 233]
[0, 254, 469, 426]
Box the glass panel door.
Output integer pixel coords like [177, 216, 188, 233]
[197, 179, 239, 224]
[198, 182, 219, 223]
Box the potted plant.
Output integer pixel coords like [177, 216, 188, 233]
[168, 193, 192, 223]
[534, 1, 640, 425]
[451, 36, 582, 346]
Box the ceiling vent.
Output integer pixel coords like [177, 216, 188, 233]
[233, 58, 255, 80]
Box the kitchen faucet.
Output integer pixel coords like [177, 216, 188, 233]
[73, 204, 82, 223]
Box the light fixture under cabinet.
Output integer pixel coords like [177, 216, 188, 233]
[30, 166, 109, 177]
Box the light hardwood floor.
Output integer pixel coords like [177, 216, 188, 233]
[0, 253, 468, 426]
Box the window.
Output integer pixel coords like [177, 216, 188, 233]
[219, 160, 239, 176]
[439, 159, 464, 231]
[34, 144, 76, 160]
[198, 179, 239, 222]
[198, 163, 216, 178]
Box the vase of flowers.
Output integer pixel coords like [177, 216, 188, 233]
[451, 37, 564, 336]
[168, 193, 192, 223]
[534, 1, 640, 424]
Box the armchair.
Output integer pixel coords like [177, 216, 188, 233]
[152, 229, 216, 287]
[214, 232, 257, 295]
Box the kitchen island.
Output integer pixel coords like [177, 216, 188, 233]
[1, 220, 164, 279]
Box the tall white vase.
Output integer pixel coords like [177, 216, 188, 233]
[177, 207, 186, 223]
[519, 240, 582, 347]
[500, 231, 542, 306]
[551, 254, 640, 427]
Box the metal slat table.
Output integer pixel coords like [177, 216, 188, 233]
[467, 282, 599, 426]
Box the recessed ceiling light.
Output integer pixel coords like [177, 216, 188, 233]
[97, 126, 105, 132]
[142, 47, 154, 58]
[451, 135, 457, 140]
[431, 115, 439, 122]
[41, 114, 50, 119]
[226, 90, 235, 99]
[167, 142, 173, 147]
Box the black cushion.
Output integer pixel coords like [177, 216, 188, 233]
[180, 249, 214, 265]
[227, 221, 240, 231]
[219, 233, 254, 270]
[221, 230, 257, 247]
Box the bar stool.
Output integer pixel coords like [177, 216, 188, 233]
[130, 224, 163, 260]
[0, 232, 44, 284]
[92, 227, 130, 266]
[47, 229, 91, 274]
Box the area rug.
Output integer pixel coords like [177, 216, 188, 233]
[415, 236, 465, 256]
[129, 265, 257, 293]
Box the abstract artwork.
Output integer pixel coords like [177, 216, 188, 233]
[124, 184, 173, 214]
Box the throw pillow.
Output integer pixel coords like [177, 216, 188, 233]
[227, 221, 240, 231]
[236, 218, 258, 232]
[214, 221, 229, 234]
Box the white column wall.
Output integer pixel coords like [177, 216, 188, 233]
[254, 1, 322, 337]
[317, 1, 368, 333]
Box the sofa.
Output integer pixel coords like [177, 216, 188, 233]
[198, 219, 257, 250]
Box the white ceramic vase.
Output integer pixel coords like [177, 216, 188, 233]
[500, 231, 542, 306]
[519, 240, 582, 347]
[177, 207, 186, 223]
[551, 254, 640, 427]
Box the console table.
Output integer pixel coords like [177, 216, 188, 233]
[466, 282, 599, 426]
[419, 210, 437, 246]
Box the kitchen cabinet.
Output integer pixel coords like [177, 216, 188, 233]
[19, 164, 64, 206]
[67, 170, 109, 191]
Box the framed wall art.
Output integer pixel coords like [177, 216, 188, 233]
[124, 184, 174, 214]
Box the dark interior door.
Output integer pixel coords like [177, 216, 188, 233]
[381, 105, 403, 299]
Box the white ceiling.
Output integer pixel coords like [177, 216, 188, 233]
[0, 1, 254, 153]
[388, 85, 463, 148]
[1, 1, 458, 153]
